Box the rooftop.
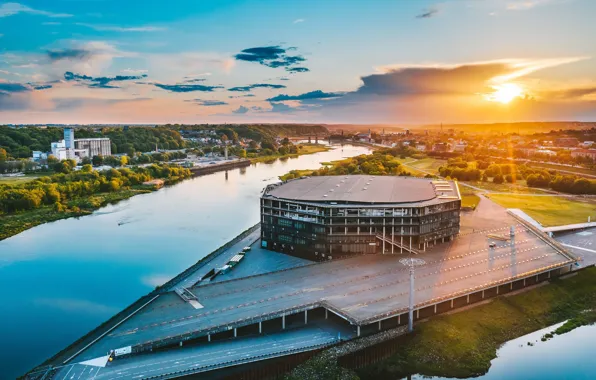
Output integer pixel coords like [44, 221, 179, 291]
[264, 175, 459, 204]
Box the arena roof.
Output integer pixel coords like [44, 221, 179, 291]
[264, 175, 460, 205]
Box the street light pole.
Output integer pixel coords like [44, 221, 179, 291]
[400, 257, 426, 333]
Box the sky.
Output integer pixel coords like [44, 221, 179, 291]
[0, 0, 595, 125]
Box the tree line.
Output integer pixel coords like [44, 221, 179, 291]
[0, 163, 191, 214]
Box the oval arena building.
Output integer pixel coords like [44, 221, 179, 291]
[260, 175, 462, 260]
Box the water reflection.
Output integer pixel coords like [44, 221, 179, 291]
[0, 143, 371, 379]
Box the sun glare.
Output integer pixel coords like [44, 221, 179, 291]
[485, 83, 524, 104]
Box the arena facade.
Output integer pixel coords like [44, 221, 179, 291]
[260, 175, 461, 260]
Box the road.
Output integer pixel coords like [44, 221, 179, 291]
[70, 196, 571, 362]
[53, 323, 344, 380]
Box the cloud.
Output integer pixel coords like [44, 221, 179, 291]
[185, 99, 228, 106]
[42, 21, 61, 25]
[228, 83, 287, 92]
[506, 0, 554, 10]
[32, 84, 52, 90]
[293, 19, 305, 24]
[0, 2, 72, 18]
[76, 23, 167, 32]
[183, 78, 206, 83]
[269, 102, 293, 113]
[416, 8, 439, 18]
[53, 97, 151, 110]
[286, 67, 310, 73]
[154, 83, 223, 92]
[228, 94, 256, 98]
[544, 87, 596, 100]
[234, 45, 307, 71]
[232, 105, 249, 114]
[64, 71, 147, 88]
[267, 90, 343, 102]
[0, 82, 30, 93]
[46, 48, 92, 62]
[121, 68, 148, 75]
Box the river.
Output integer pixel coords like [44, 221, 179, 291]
[0, 143, 371, 379]
[409, 322, 596, 380]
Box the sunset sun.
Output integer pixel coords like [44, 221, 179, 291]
[485, 83, 524, 104]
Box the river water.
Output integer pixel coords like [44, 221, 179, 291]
[409, 322, 596, 380]
[0, 144, 370, 379]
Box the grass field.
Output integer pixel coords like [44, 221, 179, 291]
[528, 162, 596, 176]
[462, 180, 551, 194]
[356, 267, 596, 379]
[0, 174, 41, 185]
[487, 194, 596, 226]
[396, 157, 446, 176]
[249, 144, 331, 163]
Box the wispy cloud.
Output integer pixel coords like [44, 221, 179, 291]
[234, 45, 308, 72]
[232, 105, 249, 114]
[185, 99, 228, 106]
[267, 90, 344, 102]
[506, 0, 555, 10]
[121, 68, 148, 75]
[0, 2, 72, 18]
[416, 8, 439, 19]
[46, 48, 92, 62]
[76, 23, 166, 32]
[64, 71, 147, 89]
[293, 18, 305, 24]
[228, 83, 286, 92]
[154, 83, 223, 93]
[42, 21, 61, 25]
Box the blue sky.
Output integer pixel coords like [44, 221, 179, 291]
[1, 0, 595, 124]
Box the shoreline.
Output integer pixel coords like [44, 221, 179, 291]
[248, 143, 331, 163]
[287, 266, 596, 379]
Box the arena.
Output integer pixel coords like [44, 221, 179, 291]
[260, 175, 461, 259]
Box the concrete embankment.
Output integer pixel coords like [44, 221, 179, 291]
[189, 159, 250, 177]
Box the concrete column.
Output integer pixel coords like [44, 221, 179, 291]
[180, 341, 183, 347]
[234, 328, 237, 338]
[357, 325, 361, 337]
[497, 286, 500, 295]
[325, 309, 328, 319]
[378, 321, 382, 331]
[282, 315, 286, 329]
[416, 309, 420, 319]
[382, 223, 386, 254]
[450, 299, 454, 308]
[305, 310, 308, 324]
[208, 334, 211, 342]
[510, 282, 513, 290]
[401, 235, 403, 254]
[392, 218, 395, 254]
[548, 271, 551, 279]
[482, 290, 485, 299]
[536, 274, 539, 282]
[259, 321, 262, 334]
[434, 304, 437, 314]
[466, 294, 470, 304]
[409, 236, 412, 253]
[523, 278, 526, 287]
[398, 314, 401, 324]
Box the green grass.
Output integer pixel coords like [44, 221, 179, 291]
[461, 194, 481, 209]
[0, 174, 41, 185]
[356, 267, 596, 379]
[487, 194, 596, 226]
[528, 162, 596, 176]
[462, 180, 551, 194]
[249, 144, 331, 163]
[0, 189, 151, 241]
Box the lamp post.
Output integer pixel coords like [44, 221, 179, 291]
[400, 257, 426, 333]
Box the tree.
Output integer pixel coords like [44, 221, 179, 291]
[81, 164, 93, 173]
[493, 174, 505, 184]
[120, 156, 129, 166]
[238, 149, 247, 158]
[92, 155, 104, 166]
[0, 148, 7, 161]
[47, 155, 59, 165]
[81, 156, 92, 165]
[53, 161, 72, 174]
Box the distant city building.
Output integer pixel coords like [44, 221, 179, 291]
[452, 141, 467, 152]
[415, 144, 426, 151]
[555, 137, 579, 147]
[582, 141, 594, 147]
[571, 149, 596, 160]
[261, 176, 461, 260]
[432, 143, 450, 152]
[536, 149, 557, 156]
[74, 138, 111, 158]
[45, 129, 111, 163]
[31, 151, 48, 162]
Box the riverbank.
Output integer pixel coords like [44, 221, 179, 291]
[249, 144, 331, 163]
[0, 188, 153, 241]
[287, 267, 596, 380]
